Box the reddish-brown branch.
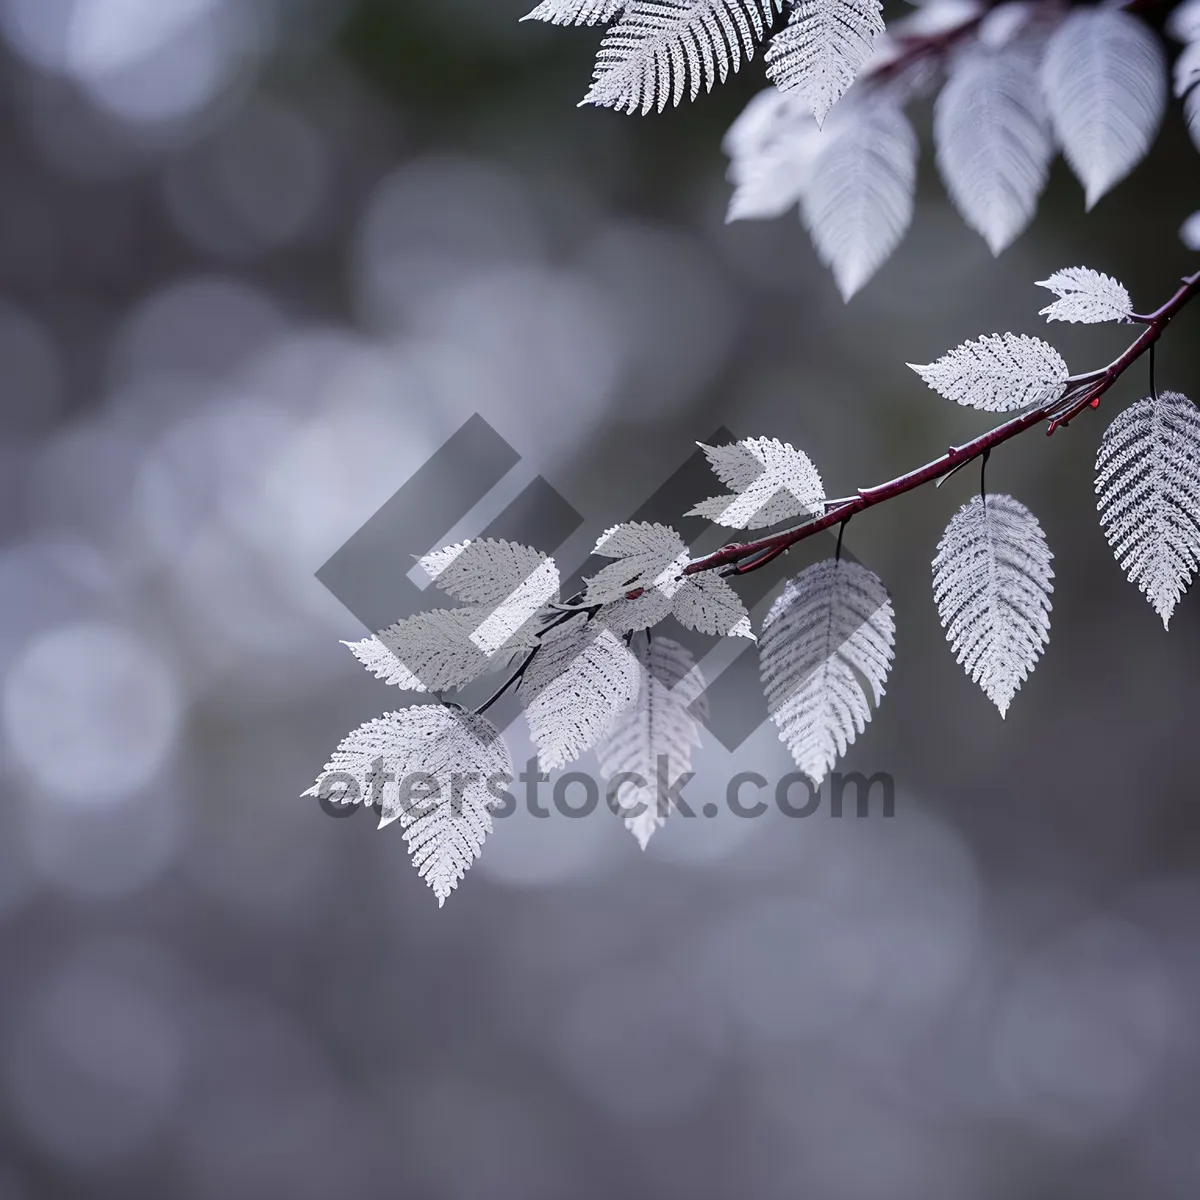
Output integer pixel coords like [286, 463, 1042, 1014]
[861, 10, 989, 87]
[683, 270, 1200, 579]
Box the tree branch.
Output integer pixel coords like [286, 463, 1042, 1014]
[683, 270, 1200, 578]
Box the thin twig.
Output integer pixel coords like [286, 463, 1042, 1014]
[683, 270, 1200, 579]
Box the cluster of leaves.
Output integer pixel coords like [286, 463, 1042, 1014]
[524, 0, 1200, 300]
[308, 264, 1200, 905]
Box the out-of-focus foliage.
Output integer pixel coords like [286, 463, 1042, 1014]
[0, 0, 1197, 1197]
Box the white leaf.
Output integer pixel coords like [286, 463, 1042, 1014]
[686, 436, 825, 528]
[934, 46, 1052, 255]
[342, 634, 427, 691]
[597, 589, 677, 633]
[1041, 10, 1166, 210]
[1167, 0, 1200, 44]
[345, 607, 535, 693]
[760, 558, 894, 786]
[1035, 266, 1133, 324]
[594, 635, 708, 848]
[671, 573, 755, 638]
[419, 538, 560, 654]
[1095, 390, 1200, 628]
[726, 150, 810, 221]
[419, 538, 555, 605]
[724, 89, 822, 220]
[932, 494, 1054, 716]
[1175, 39, 1200, 98]
[585, 522, 690, 602]
[303, 706, 511, 906]
[1182, 210, 1200, 251]
[583, 0, 782, 115]
[909, 333, 1068, 412]
[522, 616, 642, 770]
[801, 100, 918, 301]
[764, 0, 885, 126]
[522, 0, 623, 24]
[723, 84, 810, 158]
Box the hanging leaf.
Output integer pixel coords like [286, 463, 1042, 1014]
[1096, 390, 1200, 628]
[934, 45, 1052, 255]
[932, 494, 1054, 716]
[522, 616, 642, 769]
[584, 522, 690, 603]
[595, 635, 708, 848]
[597, 590, 677, 634]
[801, 99, 919, 300]
[686, 436, 825, 528]
[909, 333, 1068, 413]
[764, 0, 885, 127]
[1035, 266, 1133, 324]
[759, 558, 895, 785]
[303, 706, 511, 906]
[1041, 9, 1166, 210]
[583, 0, 783, 115]
[723, 87, 823, 221]
[419, 538, 558, 606]
[345, 607, 537, 693]
[671, 573, 755, 638]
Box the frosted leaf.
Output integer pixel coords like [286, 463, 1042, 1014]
[419, 538, 557, 606]
[522, 0, 623, 24]
[418, 538, 560, 654]
[585, 522, 690, 602]
[302, 707, 511, 906]
[908, 333, 1068, 413]
[1167, 0, 1200, 44]
[594, 636, 708, 848]
[686, 436, 825, 528]
[1175, 39, 1200, 98]
[522, 616, 642, 770]
[759, 558, 895, 785]
[801, 99, 918, 300]
[932, 494, 1054, 716]
[1035, 266, 1133, 324]
[583, 0, 783, 116]
[671, 573, 755, 638]
[1041, 10, 1166, 210]
[934, 45, 1052, 255]
[345, 606, 535, 693]
[764, 0, 885, 126]
[597, 589, 676, 633]
[342, 634, 427, 691]
[1095, 390, 1200, 628]
[1182, 211, 1200, 251]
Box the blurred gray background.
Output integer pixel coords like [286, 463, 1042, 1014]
[0, 0, 1199, 1196]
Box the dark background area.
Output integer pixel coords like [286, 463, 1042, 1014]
[0, 0, 1199, 1196]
